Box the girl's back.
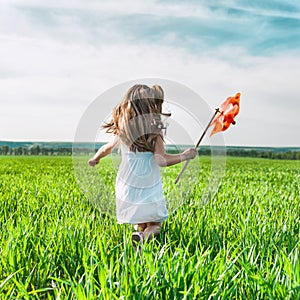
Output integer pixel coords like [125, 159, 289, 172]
[116, 141, 168, 224]
[118, 142, 161, 188]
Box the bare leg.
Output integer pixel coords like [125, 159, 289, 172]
[143, 222, 162, 240]
[134, 223, 147, 232]
[132, 222, 162, 251]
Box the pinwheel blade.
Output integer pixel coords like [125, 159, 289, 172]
[210, 93, 240, 136]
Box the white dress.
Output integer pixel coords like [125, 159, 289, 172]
[116, 142, 168, 224]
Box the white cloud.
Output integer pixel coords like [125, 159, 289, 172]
[6, 0, 299, 20]
[0, 0, 299, 145]
[1, 0, 213, 19]
[1, 27, 299, 146]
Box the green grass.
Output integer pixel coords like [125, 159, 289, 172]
[0, 156, 299, 299]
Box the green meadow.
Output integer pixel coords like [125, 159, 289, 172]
[0, 156, 299, 299]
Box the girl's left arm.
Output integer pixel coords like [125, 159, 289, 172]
[154, 135, 197, 167]
[88, 138, 118, 167]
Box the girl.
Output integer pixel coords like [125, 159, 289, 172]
[88, 84, 197, 246]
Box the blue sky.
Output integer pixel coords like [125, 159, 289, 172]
[0, 0, 299, 146]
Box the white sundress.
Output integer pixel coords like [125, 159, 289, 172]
[116, 142, 168, 224]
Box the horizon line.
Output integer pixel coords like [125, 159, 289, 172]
[1, 140, 300, 149]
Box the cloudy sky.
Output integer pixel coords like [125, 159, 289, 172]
[1, 0, 299, 146]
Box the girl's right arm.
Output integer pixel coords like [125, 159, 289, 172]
[88, 139, 118, 167]
[154, 135, 197, 167]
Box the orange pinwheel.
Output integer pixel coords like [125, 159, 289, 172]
[175, 92, 241, 184]
[210, 93, 240, 136]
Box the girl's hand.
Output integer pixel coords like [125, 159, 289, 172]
[182, 148, 197, 161]
[88, 158, 99, 167]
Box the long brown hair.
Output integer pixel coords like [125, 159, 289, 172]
[103, 84, 171, 152]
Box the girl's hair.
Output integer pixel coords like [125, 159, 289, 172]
[103, 84, 171, 152]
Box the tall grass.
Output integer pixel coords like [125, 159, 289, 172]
[0, 156, 299, 299]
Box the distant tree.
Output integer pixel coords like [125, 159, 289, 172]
[30, 145, 41, 155]
[1, 146, 9, 155]
[15, 147, 23, 155]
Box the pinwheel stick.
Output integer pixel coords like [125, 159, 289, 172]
[175, 108, 221, 184]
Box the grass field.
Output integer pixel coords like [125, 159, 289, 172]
[0, 156, 299, 299]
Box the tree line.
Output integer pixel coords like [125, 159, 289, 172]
[225, 149, 300, 160]
[0, 145, 71, 156]
[1, 145, 300, 160]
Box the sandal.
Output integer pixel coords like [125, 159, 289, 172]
[132, 232, 144, 252]
[132, 232, 144, 244]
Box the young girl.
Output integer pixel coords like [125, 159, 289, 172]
[88, 84, 197, 246]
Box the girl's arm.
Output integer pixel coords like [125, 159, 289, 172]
[154, 135, 197, 167]
[88, 138, 118, 167]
